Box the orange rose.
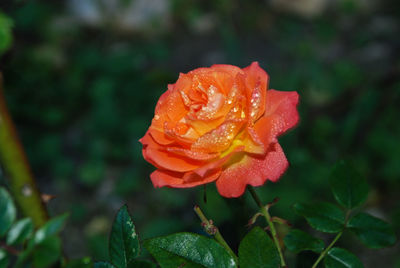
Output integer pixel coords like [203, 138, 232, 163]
[140, 62, 299, 198]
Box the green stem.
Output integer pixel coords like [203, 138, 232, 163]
[0, 73, 48, 227]
[247, 186, 286, 267]
[311, 231, 343, 268]
[194, 205, 238, 264]
[311, 210, 351, 268]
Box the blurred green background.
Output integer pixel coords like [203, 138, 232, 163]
[0, 0, 399, 267]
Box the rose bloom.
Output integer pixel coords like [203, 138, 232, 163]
[140, 62, 299, 198]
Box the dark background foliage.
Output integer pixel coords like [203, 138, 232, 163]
[0, 0, 399, 267]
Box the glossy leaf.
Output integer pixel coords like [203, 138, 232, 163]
[94, 262, 116, 268]
[0, 250, 9, 268]
[238, 227, 279, 268]
[283, 229, 324, 253]
[144, 244, 203, 268]
[348, 212, 396, 248]
[32, 236, 62, 268]
[329, 161, 369, 209]
[324, 247, 364, 268]
[109, 205, 140, 268]
[144, 232, 236, 268]
[33, 213, 68, 245]
[293, 202, 345, 233]
[0, 187, 16, 237]
[6, 218, 34, 245]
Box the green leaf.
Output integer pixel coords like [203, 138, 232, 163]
[0, 249, 9, 268]
[0, 13, 13, 55]
[94, 262, 116, 268]
[283, 229, 325, 253]
[127, 259, 157, 268]
[14, 247, 34, 268]
[109, 205, 140, 268]
[0, 187, 16, 237]
[144, 244, 203, 268]
[15, 214, 66, 267]
[324, 247, 364, 268]
[144, 232, 236, 268]
[238, 227, 279, 268]
[33, 213, 68, 245]
[348, 212, 396, 248]
[329, 161, 369, 209]
[6, 218, 34, 245]
[293, 202, 345, 233]
[32, 236, 62, 268]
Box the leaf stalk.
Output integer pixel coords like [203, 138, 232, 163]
[247, 186, 287, 267]
[194, 205, 238, 264]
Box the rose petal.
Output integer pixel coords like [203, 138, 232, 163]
[148, 128, 175, 145]
[241, 127, 265, 155]
[191, 120, 245, 153]
[253, 114, 284, 146]
[254, 90, 299, 145]
[194, 145, 245, 177]
[216, 143, 288, 198]
[210, 64, 243, 94]
[153, 81, 187, 125]
[243, 62, 269, 92]
[188, 117, 226, 137]
[243, 62, 269, 122]
[264, 89, 299, 129]
[164, 120, 199, 143]
[166, 147, 220, 161]
[141, 133, 202, 172]
[210, 64, 243, 77]
[151, 169, 221, 188]
[146, 76, 191, 145]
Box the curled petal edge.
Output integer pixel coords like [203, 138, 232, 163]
[216, 143, 289, 198]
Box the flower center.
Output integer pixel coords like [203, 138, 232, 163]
[180, 82, 226, 122]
